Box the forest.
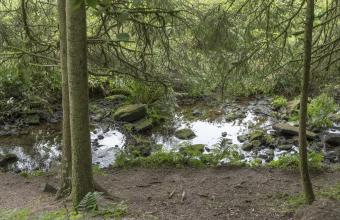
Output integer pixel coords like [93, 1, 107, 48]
[0, 0, 339, 219]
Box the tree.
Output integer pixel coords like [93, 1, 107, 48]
[57, 0, 72, 198]
[66, 0, 94, 206]
[298, 0, 315, 204]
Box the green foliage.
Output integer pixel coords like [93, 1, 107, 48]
[267, 152, 324, 171]
[307, 93, 337, 128]
[271, 96, 288, 109]
[115, 143, 245, 168]
[19, 170, 50, 178]
[77, 192, 103, 212]
[92, 165, 107, 176]
[126, 80, 166, 105]
[0, 209, 31, 220]
[288, 94, 337, 128]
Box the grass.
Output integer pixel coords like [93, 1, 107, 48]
[0, 202, 128, 220]
[275, 182, 340, 211]
[19, 170, 52, 178]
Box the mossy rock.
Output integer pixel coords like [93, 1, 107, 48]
[241, 140, 261, 151]
[175, 128, 196, 140]
[113, 104, 147, 122]
[105, 95, 127, 103]
[273, 123, 316, 139]
[249, 130, 265, 141]
[124, 118, 154, 132]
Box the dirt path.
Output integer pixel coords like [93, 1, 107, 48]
[1, 167, 340, 219]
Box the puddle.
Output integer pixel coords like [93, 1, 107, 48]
[0, 126, 125, 171]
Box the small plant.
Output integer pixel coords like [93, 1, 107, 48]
[307, 93, 337, 128]
[19, 170, 49, 178]
[272, 96, 288, 109]
[92, 165, 107, 176]
[288, 94, 337, 128]
[77, 192, 104, 212]
[267, 151, 324, 171]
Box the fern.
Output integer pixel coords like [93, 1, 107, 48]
[77, 192, 103, 212]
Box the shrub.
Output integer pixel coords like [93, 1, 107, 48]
[307, 93, 337, 128]
[272, 96, 288, 109]
[267, 151, 324, 171]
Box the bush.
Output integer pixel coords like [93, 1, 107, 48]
[272, 96, 288, 109]
[307, 93, 337, 128]
[114, 144, 245, 168]
[267, 151, 324, 171]
[288, 94, 337, 128]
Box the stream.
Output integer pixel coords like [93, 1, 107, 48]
[0, 97, 339, 172]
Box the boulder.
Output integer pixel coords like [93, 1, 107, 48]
[325, 133, 340, 147]
[273, 123, 317, 139]
[241, 140, 261, 151]
[237, 134, 248, 143]
[0, 153, 18, 167]
[113, 104, 147, 122]
[124, 118, 154, 133]
[41, 183, 58, 194]
[175, 128, 196, 140]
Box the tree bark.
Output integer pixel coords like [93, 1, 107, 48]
[57, 0, 72, 198]
[299, 0, 315, 205]
[66, 0, 94, 207]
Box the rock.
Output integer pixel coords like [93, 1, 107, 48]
[237, 134, 248, 143]
[278, 145, 292, 151]
[225, 112, 244, 122]
[249, 130, 265, 142]
[25, 114, 40, 125]
[258, 149, 274, 162]
[273, 123, 317, 139]
[175, 128, 196, 140]
[41, 183, 58, 194]
[241, 140, 261, 151]
[105, 94, 127, 103]
[113, 104, 147, 122]
[330, 113, 340, 123]
[124, 118, 154, 133]
[97, 135, 104, 140]
[192, 109, 203, 117]
[295, 199, 340, 220]
[0, 153, 18, 167]
[325, 133, 340, 147]
[324, 151, 338, 163]
[221, 132, 228, 137]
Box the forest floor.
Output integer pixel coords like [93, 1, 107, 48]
[1, 167, 340, 219]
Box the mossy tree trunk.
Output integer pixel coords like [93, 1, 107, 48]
[299, 0, 315, 205]
[66, 0, 94, 207]
[57, 0, 72, 198]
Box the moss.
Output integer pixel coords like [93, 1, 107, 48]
[174, 128, 196, 140]
[113, 104, 147, 122]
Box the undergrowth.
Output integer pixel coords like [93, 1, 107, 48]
[267, 152, 324, 171]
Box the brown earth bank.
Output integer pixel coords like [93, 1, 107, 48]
[1, 167, 340, 220]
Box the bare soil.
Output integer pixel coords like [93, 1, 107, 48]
[1, 167, 340, 219]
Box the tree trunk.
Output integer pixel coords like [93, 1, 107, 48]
[66, 0, 94, 207]
[57, 0, 72, 198]
[299, 0, 315, 205]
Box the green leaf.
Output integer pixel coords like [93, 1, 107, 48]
[86, 0, 97, 8]
[116, 33, 130, 42]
